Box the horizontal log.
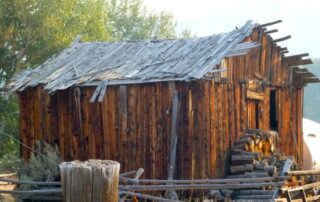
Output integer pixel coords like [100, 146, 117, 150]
[231, 155, 256, 165]
[265, 29, 278, 34]
[301, 78, 320, 85]
[236, 190, 276, 195]
[260, 20, 282, 27]
[21, 196, 62, 200]
[232, 154, 255, 160]
[244, 172, 270, 178]
[119, 182, 284, 191]
[254, 165, 277, 176]
[294, 71, 314, 77]
[279, 47, 288, 51]
[120, 170, 137, 177]
[230, 164, 253, 174]
[127, 176, 283, 184]
[287, 169, 320, 176]
[273, 35, 291, 43]
[227, 173, 269, 179]
[288, 59, 313, 66]
[120, 191, 182, 202]
[234, 200, 273, 202]
[119, 176, 139, 184]
[0, 188, 62, 195]
[235, 195, 273, 199]
[282, 181, 320, 191]
[232, 149, 260, 160]
[0, 178, 60, 186]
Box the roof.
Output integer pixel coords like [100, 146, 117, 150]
[7, 20, 259, 93]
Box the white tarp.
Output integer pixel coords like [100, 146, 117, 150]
[303, 118, 320, 169]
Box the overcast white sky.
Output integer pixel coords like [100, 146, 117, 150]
[145, 0, 320, 58]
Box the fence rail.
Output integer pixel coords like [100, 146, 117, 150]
[2, 168, 320, 201]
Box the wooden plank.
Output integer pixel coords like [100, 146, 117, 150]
[119, 85, 128, 172]
[144, 85, 152, 178]
[43, 90, 51, 143]
[156, 82, 165, 179]
[50, 93, 59, 150]
[29, 89, 35, 153]
[193, 82, 201, 179]
[149, 84, 158, 179]
[188, 83, 195, 179]
[102, 86, 121, 162]
[223, 83, 229, 177]
[57, 91, 66, 160]
[197, 81, 206, 178]
[288, 59, 313, 66]
[204, 81, 211, 178]
[34, 87, 42, 142]
[71, 88, 83, 160]
[80, 88, 90, 160]
[217, 83, 223, 177]
[65, 89, 73, 160]
[88, 94, 99, 158]
[18, 92, 29, 159]
[209, 81, 216, 178]
[247, 90, 264, 100]
[260, 20, 282, 27]
[265, 29, 278, 34]
[135, 84, 143, 177]
[273, 35, 291, 43]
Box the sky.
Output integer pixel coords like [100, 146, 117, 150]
[144, 0, 320, 58]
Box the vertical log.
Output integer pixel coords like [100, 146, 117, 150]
[165, 83, 180, 199]
[60, 159, 120, 202]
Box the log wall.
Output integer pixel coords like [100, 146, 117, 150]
[17, 27, 304, 179]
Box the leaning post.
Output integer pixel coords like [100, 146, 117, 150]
[59, 159, 120, 202]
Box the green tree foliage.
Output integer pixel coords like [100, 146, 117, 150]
[0, 0, 108, 84]
[304, 58, 320, 123]
[0, 93, 19, 157]
[105, 0, 177, 41]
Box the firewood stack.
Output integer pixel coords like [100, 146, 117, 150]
[226, 129, 283, 201]
[228, 129, 278, 178]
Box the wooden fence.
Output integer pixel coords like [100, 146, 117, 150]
[2, 167, 320, 201]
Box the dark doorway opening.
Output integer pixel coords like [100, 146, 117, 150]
[255, 101, 259, 129]
[270, 90, 278, 130]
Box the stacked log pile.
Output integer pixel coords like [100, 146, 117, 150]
[226, 129, 287, 201]
[228, 129, 278, 178]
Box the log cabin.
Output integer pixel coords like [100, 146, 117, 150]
[6, 20, 320, 179]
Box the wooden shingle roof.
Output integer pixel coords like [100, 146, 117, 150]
[7, 21, 259, 92]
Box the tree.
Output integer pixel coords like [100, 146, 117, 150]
[0, 0, 108, 85]
[105, 0, 177, 41]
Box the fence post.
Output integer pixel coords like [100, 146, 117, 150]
[59, 159, 120, 202]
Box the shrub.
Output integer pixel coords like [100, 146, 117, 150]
[18, 141, 61, 190]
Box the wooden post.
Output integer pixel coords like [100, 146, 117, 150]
[59, 159, 120, 202]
